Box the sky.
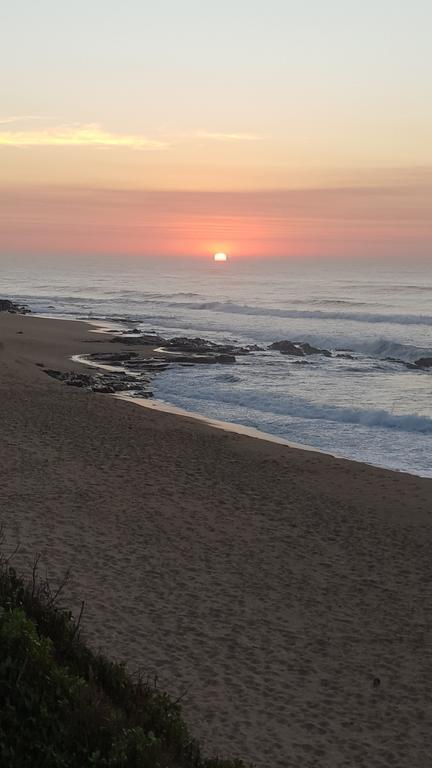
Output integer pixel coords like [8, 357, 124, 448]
[1, 0, 431, 260]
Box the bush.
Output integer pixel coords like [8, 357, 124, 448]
[0, 556, 248, 768]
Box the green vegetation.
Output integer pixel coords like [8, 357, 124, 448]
[0, 553, 247, 768]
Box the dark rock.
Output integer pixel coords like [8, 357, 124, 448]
[414, 357, 432, 369]
[165, 336, 215, 352]
[291, 360, 313, 365]
[63, 373, 92, 387]
[269, 340, 331, 357]
[384, 357, 405, 364]
[89, 352, 138, 363]
[300, 342, 332, 357]
[127, 359, 170, 372]
[44, 369, 63, 380]
[91, 384, 117, 394]
[165, 337, 249, 355]
[336, 353, 354, 360]
[110, 334, 166, 346]
[44, 366, 151, 396]
[65, 378, 87, 388]
[269, 340, 304, 356]
[0, 299, 31, 314]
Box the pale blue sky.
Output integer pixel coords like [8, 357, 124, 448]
[3, 0, 431, 140]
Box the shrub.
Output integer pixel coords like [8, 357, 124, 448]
[0, 556, 248, 768]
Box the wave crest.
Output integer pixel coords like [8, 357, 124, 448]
[173, 386, 432, 436]
[184, 301, 432, 327]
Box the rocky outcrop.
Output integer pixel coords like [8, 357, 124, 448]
[0, 299, 30, 314]
[164, 337, 250, 356]
[88, 352, 170, 373]
[125, 358, 170, 372]
[103, 333, 255, 364]
[110, 333, 167, 346]
[413, 357, 432, 369]
[269, 340, 332, 357]
[269, 340, 303, 356]
[301, 342, 332, 357]
[43, 331, 255, 405]
[88, 351, 139, 364]
[43, 368, 152, 397]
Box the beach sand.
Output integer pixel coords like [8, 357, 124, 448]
[1, 312, 432, 767]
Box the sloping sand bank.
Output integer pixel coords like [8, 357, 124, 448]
[1, 313, 432, 767]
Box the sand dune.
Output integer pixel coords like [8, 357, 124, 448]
[1, 312, 432, 767]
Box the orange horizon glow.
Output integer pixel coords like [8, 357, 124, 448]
[1, 180, 431, 261]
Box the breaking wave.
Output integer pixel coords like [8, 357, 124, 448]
[183, 301, 432, 327]
[166, 386, 432, 436]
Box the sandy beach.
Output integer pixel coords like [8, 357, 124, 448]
[1, 311, 432, 767]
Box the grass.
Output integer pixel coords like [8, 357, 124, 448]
[0, 549, 248, 768]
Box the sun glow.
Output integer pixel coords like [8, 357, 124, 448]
[213, 252, 228, 262]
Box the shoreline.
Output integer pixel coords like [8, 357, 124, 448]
[3, 308, 431, 479]
[71, 318, 431, 480]
[71, 347, 342, 465]
[118, 393, 332, 455]
[2, 310, 432, 767]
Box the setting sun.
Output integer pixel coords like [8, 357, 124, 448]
[213, 252, 228, 262]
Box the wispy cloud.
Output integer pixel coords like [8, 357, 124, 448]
[0, 118, 262, 148]
[0, 122, 169, 150]
[195, 131, 262, 142]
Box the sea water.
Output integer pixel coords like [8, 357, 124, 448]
[2, 258, 431, 477]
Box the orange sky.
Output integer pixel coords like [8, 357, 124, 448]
[1, 179, 431, 260]
[1, 2, 431, 260]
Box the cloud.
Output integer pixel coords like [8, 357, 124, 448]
[195, 131, 262, 142]
[0, 122, 169, 150]
[0, 118, 262, 149]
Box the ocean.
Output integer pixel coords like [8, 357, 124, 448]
[2, 258, 432, 477]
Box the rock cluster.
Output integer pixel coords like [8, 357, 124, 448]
[106, 333, 260, 365]
[383, 356, 432, 371]
[163, 336, 254, 356]
[110, 333, 167, 346]
[410, 357, 432, 370]
[43, 368, 152, 397]
[0, 299, 30, 313]
[269, 340, 332, 357]
[88, 351, 170, 373]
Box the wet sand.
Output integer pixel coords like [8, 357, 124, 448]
[1, 312, 432, 767]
